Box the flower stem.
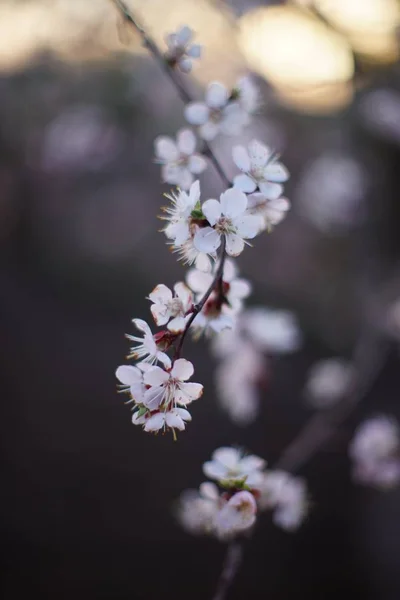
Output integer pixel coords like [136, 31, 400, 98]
[174, 237, 227, 360]
[111, 0, 231, 188]
[211, 541, 243, 600]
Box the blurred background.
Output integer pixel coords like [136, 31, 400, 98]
[2, 0, 400, 598]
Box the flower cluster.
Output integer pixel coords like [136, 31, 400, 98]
[349, 416, 400, 489]
[177, 447, 308, 539]
[304, 358, 354, 409]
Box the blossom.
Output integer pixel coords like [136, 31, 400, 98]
[232, 140, 289, 198]
[115, 363, 148, 404]
[161, 180, 200, 245]
[203, 447, 266, 487]
[126, 319, 171, 368]
[246, 193, 291, 232]
[142, 358, 203, 413]
[259, 471, 308, 531]
[187, 258, 251, 311]
[193, 188, 262, 257]
[165, 26, 202, 73]
[214, 490, 257, 539]
[305, 358, 354, 409]
[144, 407, 192, 433]
[154, 129, 207, 190]
[242, 308, 301, 353]
[233, 76, 260, 115]
[349, 416, 400, 489]
[184, 82, 248, 141]
[177, 482, 220, 535]
[148, 282, 193, 333]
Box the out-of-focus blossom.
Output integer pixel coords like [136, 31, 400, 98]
[349, 416, 400, 489]
[214, 491, 257, 539]
[148, 282, 193, 333]
[246, 193, 291, 232]
[184, 82, 249, 141]
[233, 76, 261, 115]
[164, 26, 202, 73]
[232, 140, 289, 198]
[177, 482, 220, 535]
[258, 470, 308, 531]
[296, 153, 367, 233]
[242, 308, 301, 353]
[154, 129, 207, 190]
[304, 358, 354, 409]
[203, 447, 266, 487]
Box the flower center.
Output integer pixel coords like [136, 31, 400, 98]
[168, 298, 184, 317]
[215, 216, 234, 234]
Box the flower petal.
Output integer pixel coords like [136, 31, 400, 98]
[188, 179, 201, 205]
[186, 268, 212, 293]
[240, 455, 266, 472]
[144, 412, 165, 431]
[202, 199, 222, 226]
[203, 461, 229, 480]
[143, 387, 165, 410]
[199, 482, 219, 500]
[167, 315, 187, 333]
[175, 407, 192, 421]
[132, 318, 151, 336]
[248, 140, 271, 168]
[198, 121, 219, 141]
[220, 188, 247, 219]
[225, 233, 245, 257]
[188, 154, 207, 174]
[177, 128, 196, 155]
[178, 58, 192, 73]
[232, 145, 251, 172]
[171, 358, 194, 381]
[148, 284, 172, 304]
[206, 81, 229, 109]
[229, 279, 252, 300]
[264, 161, 289, 183]
[116, 365, 142, 385]
[154, 136, 179, 162]
[177, 382, 203, 401]
[259, 181, 283, 200]
[234, 215, 263, 239]
[176, 25, 192, 45]
[233, 174, 257, 193]
[150, 303, 169, 326]
[174, 282, 192, 308]
[213, 447, 240, 469]
[184, 102, 209, 126]
[165, 411, 185, 430]
[144, 366, 170, 387]
[194, 227, 221, 254]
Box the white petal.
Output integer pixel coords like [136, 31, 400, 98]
[240, 455, 266, 472]
[233, 174, 257, 193]
[234, 215, 263, 239]
[132, 318, 151, 336]
[229, 279, 252, 299]
[177, 168, 194, 191]
[232, 145, 251, 172]
[194, 227, 221, 254]
[165, 411, 185, 430]
[188, 154, 207, 174]
[178, 58, 192, 73]
[184, 102, 209, 126]
[172, 221, 191, 247]
[150, 303, 170, 326]
[220, 188, 247, 219]
[198, 121, 219, 141]
[225, 233, 245, 257]
[148, 284, 172, 304]
[131, 412, 147, 425]
[176, 25, 192, 46]
[248, 140, 271, 168]
[162, 163, 181, 185]
[177, 382, 203, 401]
[200, 482, 219, 500]
[175, 407, 192, 421]
[167, 316, 186, 333]
[213, 447, 240, 469]
[144, 412, 165, 431]
[154, 136, 179, 161]
[171, 358, 194, 381]
[203, 461, 228, 480]
[222, 258, 237, 282]
[206, 81, 229, 109]
[259, 181, 283, 200]
[115, 365, 142, 385]
[188, 179, 201, 205]
[144, 366, 170, 387]
[264, 161, 289, 183]
[202, 199, 222, 226]
[187, 43, 201, 58]
[186, 269, 212, 293]
[177, 129, 196, 155]
[143, 388, 164, 410]
[174, 282, 192, 307]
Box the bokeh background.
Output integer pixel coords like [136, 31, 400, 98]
[2, 0, 400, 598]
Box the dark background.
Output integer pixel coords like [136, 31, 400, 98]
[1, 1, 400, 598]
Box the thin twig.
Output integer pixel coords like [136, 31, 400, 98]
[112, 0, 231, 188]
[212, 541, 243, 600]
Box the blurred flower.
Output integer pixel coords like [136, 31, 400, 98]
[214, 491, 257, 539]
[246, 193, 291, 233]
[177, 482, 220, 535]
[233, 76, 261, 115]
[154, 129, 207, 190]
[242, 308, 301, 353]
[232, 140, 289, 198]
[148, 282, 193, 333]
[258, 470, 308, 531]
[164, 25, 201, 73]
[203, 447, 266, 487]
[349, 416, 400, 489]
[304, 358, 354, 409]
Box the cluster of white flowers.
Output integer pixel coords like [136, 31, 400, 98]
[304, 358, 354, 410]
[349, 416, 400, 490]
[213, 308, 301, 424]
[177, 447, 308, 539]
[115, 23, 295, 436]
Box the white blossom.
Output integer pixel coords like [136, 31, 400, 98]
[203, 447, 266, 488]
[165, 26, 202, 73]
[246, 193, 291, 232]
[144, 407, 192, 433]
[305, 358, 354, 409]
[184, 82, 248, 141]
[259, 471, 308, 531]
[178, 482, 220, 535]
[126, 318, 171, 368]
[148, 282, 193, 333]
[193, 188, 263, 257]
[232, 140, 289, 198]
[161, 180, 200, 245]
[233, 76, 260, 116]
[349, 416, 400, 489]
[242, 308, 301, 354]
[115, 362, 149, 404]
[154, 129, 207, 190]
[214, 490, 257, 540]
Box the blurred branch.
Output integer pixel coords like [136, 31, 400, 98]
[111, 0, 231, 188]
